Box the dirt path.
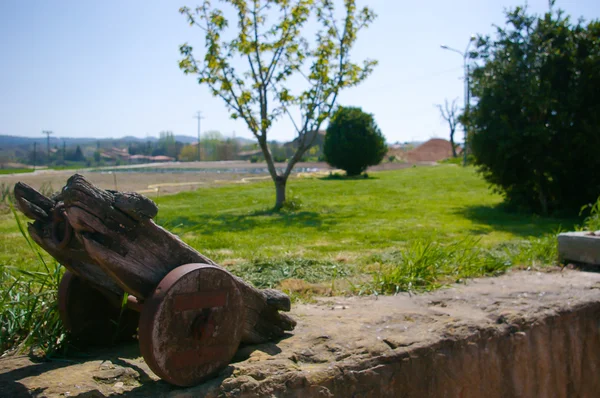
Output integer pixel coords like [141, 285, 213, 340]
[2, 268, 600, 397]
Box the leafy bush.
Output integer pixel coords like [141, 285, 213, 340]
[323, 106, 387, 176]
[467, 4, 600, 215]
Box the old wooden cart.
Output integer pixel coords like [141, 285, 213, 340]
[14, 175, 295, 386]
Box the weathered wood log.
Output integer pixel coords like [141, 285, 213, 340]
[14, 182, 124, 303]
[14, 174, 295, 345]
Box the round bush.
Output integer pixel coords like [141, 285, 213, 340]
[324, 107, 387, 176]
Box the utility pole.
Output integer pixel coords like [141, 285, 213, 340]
[193, 111, 204, 161]
[33, 142, 37, 169]
[440, 36, 476, 166]
[42, 130, 53, 163]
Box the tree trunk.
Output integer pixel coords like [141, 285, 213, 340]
[274, 176, 287, 210]
[450, 128, 457, 158]
[13, 175, 295, 344]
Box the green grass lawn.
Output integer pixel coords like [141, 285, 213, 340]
[0, 165, 576, 277]
[156, 165, 572, 258]
[0, 168, 34, 175]
[0, 165, 579, 355]
[153, 165, 575, 293]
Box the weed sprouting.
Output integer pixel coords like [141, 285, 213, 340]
[0, 264, 65, 357]
[0, 206, 65, 357]
[0, 183, 13, 206]
[370, 234, 557, 295]
[581, 196, 600, 231]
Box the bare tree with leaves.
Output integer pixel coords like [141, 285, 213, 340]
[436, 98, 459, 158]
[179, 0, 377, 209]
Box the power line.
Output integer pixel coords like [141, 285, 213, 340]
[367, 66, 463, 91]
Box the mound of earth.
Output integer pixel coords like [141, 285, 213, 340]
[403, 138, 459, 163]
[2, 269, 600, 397]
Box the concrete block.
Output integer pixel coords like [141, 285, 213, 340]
[558, 231, 600, 265]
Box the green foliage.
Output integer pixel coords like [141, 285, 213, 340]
[154, 131, 181, 158]
[0, 264, 64, 356]
[178, 144, 198, 162]
[370, 231, 559, 295]
[179, 0, 377, 206]
[65, 145, 85, 162]
[1, 207, 65, 356]
[371, 237, 510, 294]
[323, 106, 387, 176]
[467, 4, 600, 215]
[581, 196, 600, 231]
[0, 183, 11, 205]
[179, 131, 241, 162]
[501, 233, 559, 268]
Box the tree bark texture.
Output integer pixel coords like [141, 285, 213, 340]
[274, 176, 287, 209]
[14, 174, 295, 344]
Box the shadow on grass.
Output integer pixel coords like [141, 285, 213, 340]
[319, 173, 378, 181]
[456, 204, 577, 238]
[161, 209, 327, 235]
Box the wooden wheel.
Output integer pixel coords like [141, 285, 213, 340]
[138, 264, 245, 387]
[58, 270, 139, 345]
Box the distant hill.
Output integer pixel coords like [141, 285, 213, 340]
[389, 138, 459, 162]
[0, 135, 144, 149]
[0, 134, 259, 149]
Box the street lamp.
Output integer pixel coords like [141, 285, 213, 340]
[441, 35, 476, 166]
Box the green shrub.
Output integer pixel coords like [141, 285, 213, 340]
[324, 106, 387, 176]
[467, 6, 600, 215]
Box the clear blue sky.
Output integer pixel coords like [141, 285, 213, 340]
[1, 0, 598, 143]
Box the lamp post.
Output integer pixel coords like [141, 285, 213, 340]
[441, 35, 476, 166]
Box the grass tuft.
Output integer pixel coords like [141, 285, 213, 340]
[370, 237, 508, 294]
[1, 207, 65, 357]
[581, 196, 600, 231]
[370, 233, 559, 295]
